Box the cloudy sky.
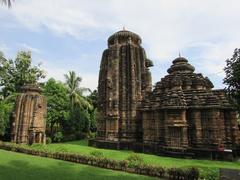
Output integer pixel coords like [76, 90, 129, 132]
[1, 0, 240, 90]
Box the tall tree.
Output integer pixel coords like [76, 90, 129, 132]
[87, 90, 98, 132]
[87, 89, 98, 110]
[0, 99, 14, 137]
[0, 51, 45, 139]
[224, 48, 240, 116]
[42, 78, 70, 138]
[64, 71, 93, 137]
[0, 51, 45, 97]
[64, 71, 92, 111]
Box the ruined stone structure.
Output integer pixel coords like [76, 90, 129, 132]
[11, 85, 47, 144]
[90, 30, 240, 158]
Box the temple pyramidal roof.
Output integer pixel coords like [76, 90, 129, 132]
[142, 55, 231, 110]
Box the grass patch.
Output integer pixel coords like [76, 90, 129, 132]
[15, 139, 240, 179]
[0, 149, 156, 180]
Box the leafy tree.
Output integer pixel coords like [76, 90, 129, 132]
[224, 48, 240, 117]
[42, 78, 70, 138]
[72, 109, 91, 133]
[0, 95, 15, 138]
[87, 89, 98, 109]
[0, 51, 45, 139]
[0, 102, 12, 136]
[64, 71, 92, 112]
[87, 90, 98, 132]
[63, 71, 93, 138]
[89, 108, 97, 133]
[0, 51, 45, 97]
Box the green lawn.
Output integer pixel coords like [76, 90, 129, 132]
[47, 140, 240, 168]
[0, 149, 156, 180]
[32, 140, 240, 178]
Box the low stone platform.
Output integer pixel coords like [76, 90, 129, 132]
[89, 139, 237, 160]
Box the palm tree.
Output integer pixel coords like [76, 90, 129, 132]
[64, 71, 92, 112]
[1, 0, 13, 8]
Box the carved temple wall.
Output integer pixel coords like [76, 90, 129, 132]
[98, 30, 153, 142]
[11, 85, 47, 144]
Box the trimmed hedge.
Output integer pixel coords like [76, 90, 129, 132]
[0, 141, 199, 180]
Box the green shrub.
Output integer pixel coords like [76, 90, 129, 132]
[55, 146, 68, 153]
[62, 134, 76, 142]
[46, 137, 52, 144]
[167, 167, 199, 180]
[90, 151, 104, 158]
[53, 132, 63, 142]
[126, 153, 144, 167]
[88, 132, 96, 139]
[119, 160, 128, 170]
[75, 132, 88, 140]
[199, 167, 218, 180]
[187, 167, 199, 180]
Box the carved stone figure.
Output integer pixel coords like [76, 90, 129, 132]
[11, 85, 47, 144]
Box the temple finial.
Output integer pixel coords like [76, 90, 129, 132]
[179, 52, 181, 57]
[123, 26, 126, 31]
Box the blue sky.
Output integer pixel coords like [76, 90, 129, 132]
[1, 0, 240, 90]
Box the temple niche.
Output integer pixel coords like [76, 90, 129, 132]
[90, 29, 240, 159]
[11, 85, 47, 144]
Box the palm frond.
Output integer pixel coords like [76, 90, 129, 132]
[76, 95, 93, 110]
[64, 70, 92, 111]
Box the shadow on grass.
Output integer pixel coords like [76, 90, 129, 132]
[0, 151, 155, 180]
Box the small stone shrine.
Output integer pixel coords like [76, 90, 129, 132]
[89, 30, 240, 158]
[11, 85, 47, 144]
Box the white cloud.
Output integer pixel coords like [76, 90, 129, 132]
[0, 43, 9, 52]
[80, 73, 98, 91]
[40, 58, 98, 90]
[17, 43, 41, 54]
[3, 0, 240, 88]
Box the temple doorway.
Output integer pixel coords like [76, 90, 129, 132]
[169, 127, 182, 148]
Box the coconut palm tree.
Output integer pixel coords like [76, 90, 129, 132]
[64, 71, 92, 112]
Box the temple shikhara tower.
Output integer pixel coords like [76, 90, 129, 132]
[90, 30, 240, 158]
[11, 85, 47, 144]
[97, 30, 153, 145]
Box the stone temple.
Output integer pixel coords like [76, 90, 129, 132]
[89, 30, 240, 158]
[11, 85, 47, 144]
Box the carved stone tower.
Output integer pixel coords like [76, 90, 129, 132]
[11, 85, 47, 144]
[97, 30, 153, 145]
[90, 30, 240, 158]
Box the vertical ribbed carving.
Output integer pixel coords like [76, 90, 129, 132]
[97, 30, 153, 142]
[11, 85, 47, 144]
